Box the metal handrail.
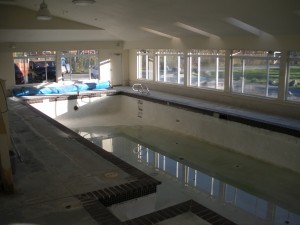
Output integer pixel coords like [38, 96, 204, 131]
[132, 83, 150, 95]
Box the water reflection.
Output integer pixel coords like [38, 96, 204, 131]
[78, 131, 300, 225]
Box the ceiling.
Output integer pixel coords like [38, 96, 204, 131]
[0, 0, 300, 43]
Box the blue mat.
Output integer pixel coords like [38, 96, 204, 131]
[13, 81, 111, 97]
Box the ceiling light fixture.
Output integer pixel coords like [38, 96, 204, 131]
[72, 0, 96, 6]
[36, 0, 52, 20]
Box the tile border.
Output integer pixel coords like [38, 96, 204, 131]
[76, 195, 237, 225]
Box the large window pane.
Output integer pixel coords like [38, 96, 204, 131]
[13, 59, 26, 85]
[62, 50, 99, 81]
[137, 50, 153, 80]
[13, 50, 99, 84]
[287, 51, 300, 102]
[231, 50, 280, 98]
[28, 56, 56, 83]
[156, 50, 184, 85]
[188, 50, 225, 90]
[14, 51, 56, 84]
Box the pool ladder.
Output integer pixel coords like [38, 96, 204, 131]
[132, 83, 150, 95]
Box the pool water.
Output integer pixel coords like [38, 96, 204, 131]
[76, 125, 300, 225]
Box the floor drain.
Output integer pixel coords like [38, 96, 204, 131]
[104, 171, 118, 178]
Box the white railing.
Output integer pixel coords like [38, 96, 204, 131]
[132, 83, 150, 95]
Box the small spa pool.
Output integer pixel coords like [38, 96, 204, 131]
[29, 93, 300, 225]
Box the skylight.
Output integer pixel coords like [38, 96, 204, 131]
[174, 22, 219, 38]
[225, 17, 271, 37]
[139, 27, 179, 39]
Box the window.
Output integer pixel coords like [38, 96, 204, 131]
[13, 50, 99, 84]
[156, 49, 184, 84]
[135, 49, 300, 104]
[13, 51, 56, 84]
[188, 50, 225, 90]
[287, 51, 300, 102]
[61, 50, 99, 81]
[137, 50, 154, 80]
[231, 50, 280, 98]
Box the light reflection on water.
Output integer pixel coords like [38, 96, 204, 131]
[77, 129, 300, 225]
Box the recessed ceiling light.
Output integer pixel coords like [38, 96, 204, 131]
[72, 0, 96, 5]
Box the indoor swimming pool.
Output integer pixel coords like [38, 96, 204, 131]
[29, 93, 300, 225]
[74, 125, 300, 224]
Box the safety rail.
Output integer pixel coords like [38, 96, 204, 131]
[132, 83, 150, 95]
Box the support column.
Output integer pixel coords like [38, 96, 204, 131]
[278, 50, 289, 101]
[0, 79, 14, 193]
[224, 50, 232, 92]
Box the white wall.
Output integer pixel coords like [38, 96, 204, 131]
[0, 52, 14, 93]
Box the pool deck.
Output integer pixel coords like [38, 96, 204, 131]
[1, 86, 300, 225]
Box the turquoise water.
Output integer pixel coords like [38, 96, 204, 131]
[76, 125, 300, 225]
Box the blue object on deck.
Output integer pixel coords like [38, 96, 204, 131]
[13, 81, 111, 97]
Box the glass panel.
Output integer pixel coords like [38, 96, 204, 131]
[188, 50, 225, 90]
[156, 49, 184, 85]
[158, 55, 165, 82]
[28, 56, 56, 83]
[61, 50, 99, 81]
[13, 50, 98, 84]
[13, 51, 56, 84]
[137, 50, 154, 80]
[13, 59, 26, 85]
[231, 50, 280, 98]
[287, 51, 300, 102]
